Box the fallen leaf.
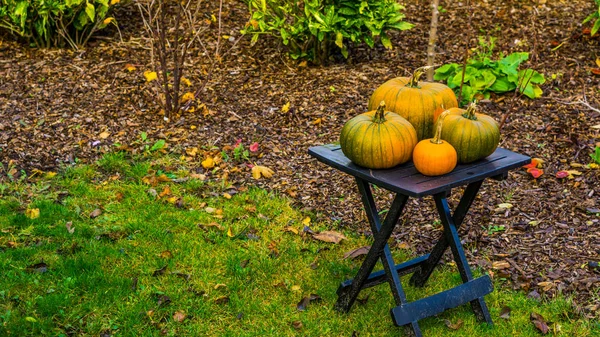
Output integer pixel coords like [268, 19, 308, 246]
[281, 102, 290, 113]
[25, 208, 40, 219]
[302, 217, 311, 225]
[522, 158, 544, 169]
[201, 157, 215, 169]
[291, 285, 301, 291]
[296, 294, 322, 311]
[223, 193, 232, 199]
[159, 186, 172, 197]
[312, 231, 347, 244]
[172, 311, 186, 322]
[25, 317, 37, 323]
[596, 58, 600, 68]
[251, 165, 274, 179]
[181, 77, 192, 86]
[156, 294, 171, 307]
[284, 226, 299, 235]
[89, 208, 103, 218]
[65, 221, 74, 234]
[249, 142, 259, 152]
[591, 68, 600, 75]
[99, 131, 110, 139]
[499, 305, 512, 319]
[492, 261, 511, 270]
[291, 321, 303, 330]
[180, 92, 195, 103]
[497, 203, 513, 209]
[343, 246, 371, 259]
[160, 250, 173, 259]
[555, 170, 569, 179]
[27, 262, 48, 273]
[526, 167, 544, 179]
[144, 70, 158, 82]
[227, 227, 235, 237]
[200, 222, 224, 231]
[205, 207, 216, 213]
[444, 318, 464, 330]
[152, 265, 168, 277]
[186, 147, 198, 157]
[125, 64, 136, 72]
[530, 312, 549, 334]
[214, 296, 230, 304]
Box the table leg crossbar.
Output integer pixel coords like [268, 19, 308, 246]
[335, 178, 493, 336]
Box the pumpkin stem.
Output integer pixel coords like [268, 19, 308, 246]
[463, 102, 478, 120]
[431, 110, 450, 144]
[373, 101, 387, 123]
[408, 65, 436, 88]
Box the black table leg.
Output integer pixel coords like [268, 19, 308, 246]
[433, 193, 493, 324]
[409, 180, 483, 287]
[335, 178, 422, 336]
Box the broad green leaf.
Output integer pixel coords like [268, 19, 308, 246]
[335, 32, 343, 48]
[85, 2, 95, 22]
[380, 33, 392, 49]
[150, 140, 166, 152]
[592, 18, 600, 36]
[489, 77, 515, 93]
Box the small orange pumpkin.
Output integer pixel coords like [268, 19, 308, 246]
[339, 101, 418, 169]
[368, 66, 458, 141]
[412, 111, 457, 176]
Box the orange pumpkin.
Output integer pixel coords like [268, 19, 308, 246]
[368, 66, 458, 140]
[412, 111, 457, 176]
[339, 101, 418, 169]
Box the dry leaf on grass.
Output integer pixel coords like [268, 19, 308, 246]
[343, 246, 370, 259]
[25, 208, 40, 219]
[312, 231, 347, 244]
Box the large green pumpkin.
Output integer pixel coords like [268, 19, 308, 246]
[368, 66, 458, 141]
[340, 101, 417, 169]
[435, 103, 500, 163]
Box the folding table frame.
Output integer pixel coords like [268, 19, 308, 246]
[308, 144, 530, 336]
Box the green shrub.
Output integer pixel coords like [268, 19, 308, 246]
[583, 0, 600, 36]
[0, 0, 121, 49]
[242, 0, 413, 63]
[434, 37, 545, 106]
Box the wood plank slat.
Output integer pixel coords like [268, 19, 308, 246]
[308, 145, 530, 197]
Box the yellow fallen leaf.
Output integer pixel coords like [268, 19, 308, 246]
[44, 171, 57, 179]
[144, 70, 158, 82]
[291, 285, 301, 291]
[227, 227, 234, 237]
[186, 147, 198, 157]
[284, 226, 298, 234]
[312, 118, 322, 125]
[103, 17, 114, 25]
[497, 203, 513, 209]
[589, 163, 599, 169]
[302, 217, 311, 225]
[202, 157, 215, 169]
[223, 193, 232, 199]
[159, 186, 172, 197]
[180, 92, 195, 103]
[99, 131, 110, 139]
[597, 58, 600, 68]
[251, 165, 274, 179]
[181, 77, 192, 86]
[125, 64, 136, 72]
[25, 208, 40, 219]
[281, 102, 290, 113]
[110, 0, 120, 4]
[166, 197, 178, 204]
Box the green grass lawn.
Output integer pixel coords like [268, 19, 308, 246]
[0, 154, 598, 336]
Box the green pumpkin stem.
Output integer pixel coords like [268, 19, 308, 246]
[431, 110, 450, 145]
[408, 65, 436, 88]
[373, 101, 387, 123]
[463, 102, 478, 120]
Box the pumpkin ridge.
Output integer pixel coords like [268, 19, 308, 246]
[386, 117, 407, 162]
[418, 90, 427, 139]
[382, 122, 395, 167]
[343, 120, 365, 161]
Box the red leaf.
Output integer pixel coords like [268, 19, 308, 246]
[527, 168, 543, 179]
[591, 68, 600, 75]
[555, 170, 569, 179]
[249, 142, 259, 152]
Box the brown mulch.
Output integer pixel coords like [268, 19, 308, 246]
[1, 0, 599, 315]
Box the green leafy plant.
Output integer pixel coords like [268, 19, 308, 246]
[591, 145, 600, 164]
[583, 0, 600, 36]
[0, 0, 121, 49]
[242, 0, 413, 63]
[434, 36, 545, 106]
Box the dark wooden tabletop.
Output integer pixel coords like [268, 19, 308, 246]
[308, 144, 531, 198]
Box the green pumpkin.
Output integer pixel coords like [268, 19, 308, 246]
[340, 101, 417, 169]
[435, 103, 500, 163]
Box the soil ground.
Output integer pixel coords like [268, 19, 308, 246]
[0, 0, 599, 314]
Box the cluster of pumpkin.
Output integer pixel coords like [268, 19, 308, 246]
[339, 67, 501, 176]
